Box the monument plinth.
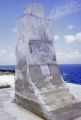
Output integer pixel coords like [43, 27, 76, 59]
[15, 3, 81, 120]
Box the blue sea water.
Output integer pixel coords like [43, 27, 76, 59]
[59, 64, 81, 85]
[0, 65, 15, 70]
[0, 64, 81, 85]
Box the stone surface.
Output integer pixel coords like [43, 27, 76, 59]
[0, 83, 81, 120]
[0, 88, 43, 120]
[15, 3, 81, 120]
[24, 3, 44, 17]
[74, 117, 81, 120]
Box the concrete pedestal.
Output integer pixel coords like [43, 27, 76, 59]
[15, 3, 81, 120]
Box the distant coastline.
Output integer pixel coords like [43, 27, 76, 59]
[0, 65, 15, 74]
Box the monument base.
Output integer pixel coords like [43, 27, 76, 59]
[15, 92, 81, 120]
[15, 93, 46, 119]
[15, 64, 81, 120]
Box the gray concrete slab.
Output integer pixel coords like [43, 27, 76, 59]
[0, 86, 81, 120]
[74, 117, 81, 120]
[0, 88, 43, 120]
[0, 110, 16, 120]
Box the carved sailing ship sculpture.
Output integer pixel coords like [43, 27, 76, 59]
[15, 3, 81, 120]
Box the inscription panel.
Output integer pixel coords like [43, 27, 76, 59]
[40, 65, 50, 75]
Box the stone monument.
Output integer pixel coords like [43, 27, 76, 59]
[15, 3, 81, 120]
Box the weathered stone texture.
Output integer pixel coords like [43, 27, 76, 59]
[15, 3, 81, 120]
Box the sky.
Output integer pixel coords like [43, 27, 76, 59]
[0, 0, 81, 65]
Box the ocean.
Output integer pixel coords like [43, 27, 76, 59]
[0, 64, 81, 85]
[59, 64, 81, 85]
